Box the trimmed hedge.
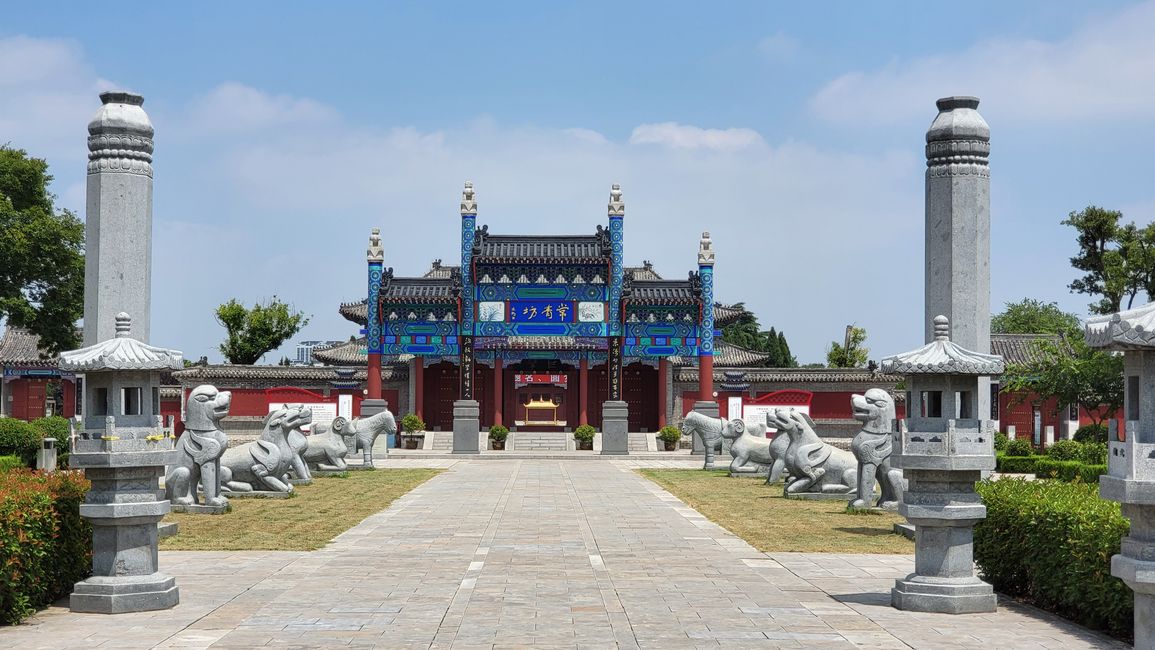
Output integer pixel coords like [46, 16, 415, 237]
[993, 432, 1009, 452]
[0, 419, 40, 466]
[574, 424, 596, 442]
[1034, 458, 1107, 483]
[1073, 424, 1108, 443]
[995, 453, 1041, 474]
[1079, 442, 1108, 466]
[1045, 439, 1082, 461]
[0, 469, 91, 624]
[975, 478, 1131, 639]
[1004, 438, 1034, 457]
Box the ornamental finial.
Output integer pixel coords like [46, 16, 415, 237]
[933, 315, 950, 341]
[697, 231, 715, 266]
[460, 181, 477, 217]
[115, 312, 132, 338]
[367, 227, 384, 263]
[608, 183, 625, 217]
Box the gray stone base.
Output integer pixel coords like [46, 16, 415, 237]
[219, 490, 291, 499]
[169, 503, 228, 514]
[893, 523, 916, 540]
[312, 469, 351, 477]
[600, 401, 629, 456]
[157, 522, 178, 540]
[452, 400, 481, 454]
[343, 464, 376, 471]
[891, 575, 997, 614]
[729, 469, 769, 478]
[70, 573, 179, 614]
[288, 478, 313, 486]
[784, 491, 856, 501]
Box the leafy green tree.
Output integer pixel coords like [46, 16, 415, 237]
[1001, 333, 1123, 429]
[991, 299, 1081, 335]
[826, 325, 869, 368]
[718, 303, 797, 367]
[1063, 206, 1155, 314]
[0, 147, 84, 355]
[216, 297, 310, 365]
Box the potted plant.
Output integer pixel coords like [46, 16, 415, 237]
[488, 424, 509, 451]
[400, 414, 426, 450]
[574, 424, 596, 451]
[658, 425, 681, 451]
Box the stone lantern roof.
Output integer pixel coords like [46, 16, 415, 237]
[60, 313, 183, 372]
[1084, 302, 1155, 350]
[881, 316, 1004, 376]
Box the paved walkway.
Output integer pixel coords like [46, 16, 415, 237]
[1, 460, 1125, 649]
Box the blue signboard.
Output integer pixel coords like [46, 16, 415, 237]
[509, 300, 575, 323]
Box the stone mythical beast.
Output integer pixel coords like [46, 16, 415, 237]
[166, 385, 231, 510]
[849, 389, 904, 510]
[719, 418, 790, 481]
[767, 408, 858, 495]
[219, 405, 311, 493]
[303, 417, 357, 471]
[681, 410, 724, 469]
[345, 409, 396, 466]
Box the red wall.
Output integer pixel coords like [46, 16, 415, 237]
[5, 377, 76, 421]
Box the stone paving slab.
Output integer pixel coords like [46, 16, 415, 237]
[0, 460, 1127, 649]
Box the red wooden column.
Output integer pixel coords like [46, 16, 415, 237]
[367, 355, 383, 400]
[413, 356, 424, 421]
[493, 357, 504, 427]
[579, 355, 589, 427]
[658, 357, 669, 428]
[699, 355, 714, 402]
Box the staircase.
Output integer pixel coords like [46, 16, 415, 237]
[510, 431, 570, 451]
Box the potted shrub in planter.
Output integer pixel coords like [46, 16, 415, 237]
[489, 425, 509, 451]
[574, 424, 596, 451]
[400, 414, 426, 450]
[658, 425, 681, 451]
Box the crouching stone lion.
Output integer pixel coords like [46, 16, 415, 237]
[767, 408, 858, 495]
[166, 385, 231, 509]
[849, 389, 904, 510]
[720, 418, 790, 482]
[303, 417, 357, 471]
[219, 406, 311, 493]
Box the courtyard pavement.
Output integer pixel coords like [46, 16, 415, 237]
[0, 459, 1126, 649]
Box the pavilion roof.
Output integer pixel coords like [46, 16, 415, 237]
[474, 232, 610, 264]
[881, 316, 1004, 376]
[59, 314, 183, 372]
[0, 327, 56, 368]
[1085, 301, 1155, 349]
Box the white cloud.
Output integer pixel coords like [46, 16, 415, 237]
[628, 122, 765, 152]
[185, 82, 338, 134]
[757, 31, 800, 61]
[811, 1, 1155, 124]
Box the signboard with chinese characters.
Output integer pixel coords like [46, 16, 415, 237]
[509, 300, 575, 323]
[513, 373, 569, 388]
[268, 402, 337, 434]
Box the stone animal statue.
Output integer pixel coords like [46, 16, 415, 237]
[219, 406, 312, 493]
[284, 417, 312, 482]
[346, 409, 397, 466]
[681, 410, 724, 469]
[166, 385, 231, 508]
[849, 389, 904, 510]
[303, 417, 356, 471]
[767, 408, 858, 495]
[720, 418, 790, 481]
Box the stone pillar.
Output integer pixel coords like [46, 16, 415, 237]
[601, 401, 629, 455]
[414, 355, 425, 421]
[84, 92, 154, 345]
[366, 228, 384, 402]
[579, 356, 589, 427]
[453, 182, 481, 448]
[492, 357, 503, 428]
[451, 399, 480, 454]
[658, 357, 669, 429]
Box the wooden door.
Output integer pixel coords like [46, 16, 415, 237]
[623, 362, 658, 432]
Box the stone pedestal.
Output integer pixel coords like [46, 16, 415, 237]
[70, 439, 180, 613]
[600, 401, 629, 455]
[892, 468, 996, 614]
[452, 400, 480, 454]
[690, 400, 719, 456]
[1099, 434, 1155, 648]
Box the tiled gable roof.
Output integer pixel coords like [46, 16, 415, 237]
[0, 327, 55, 367]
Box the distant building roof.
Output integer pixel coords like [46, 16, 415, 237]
[473, 231, 610, 263]
[0, 327, 55, 368]
[990, 333, 1064, 366]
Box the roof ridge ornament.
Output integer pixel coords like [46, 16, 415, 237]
[608, 183, 625, 217]
[933, 314, 950, 341]
[698, 231, 715, 266]
[367, 227, 384, 263]
[460, 181, 477, 217]
[115, 312, 132, 338]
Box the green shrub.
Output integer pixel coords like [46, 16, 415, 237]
[487, 425, 509, 442]
[0, 456, 24, 473]
[993, 432, 1009, 452]
[1046, 439, 1082, 461]
[995, 453, 1041, 474]
[30, 416, 71, 468]
[975, 478, 1131, 638]
[0, 419, 40, 466]
[573, 425, 596, 443]
[1073, 424, 1108, 443]
[1004, 438, 1034, 457]
[1079, 442, 1108, 466]
[658, 425, 681, 444]
[400, 414, 426, 433]
[1035, 458, 1108, 484]
[0, 469, 91, 624]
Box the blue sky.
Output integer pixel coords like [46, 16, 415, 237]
[3, 1, 1155, 364]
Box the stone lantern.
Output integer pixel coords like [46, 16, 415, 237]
[881, 315, 1004, 614]
[1085, 303, 1155, 647]
[59, 313, 184, 614]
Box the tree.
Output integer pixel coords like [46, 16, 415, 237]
[0, 147, 84, 355]
[215, 297, 310, 365]
[826, 325, 869, 368]
[1001, 333, 1123, 429]
[991, 299, 1081, 335]
[718, 303, 798, 367]
[1063, 206, 1155, 314]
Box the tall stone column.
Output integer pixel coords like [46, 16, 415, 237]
[453, 182, 480, 453]
[84, 92, 154, 345]
[602, 185, 629, 454]
[693, 232, 719, 421]
[363, 229, 386, 417]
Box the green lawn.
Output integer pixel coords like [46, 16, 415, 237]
[161, 468, 442, 551]
[639, 469, 913, 554]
